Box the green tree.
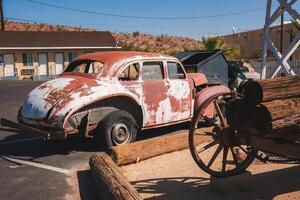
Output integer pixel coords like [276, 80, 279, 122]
[202, 36, 241, 60]
[202, 36, 226, 50]
[291, 20, 300, 31]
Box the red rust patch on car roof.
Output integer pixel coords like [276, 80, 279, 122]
[73, 51, 176, 77]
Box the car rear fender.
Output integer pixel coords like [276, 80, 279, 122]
[63, 94, 144, 130]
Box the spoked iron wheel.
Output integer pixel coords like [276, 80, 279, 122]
[189, 93, 257, 178]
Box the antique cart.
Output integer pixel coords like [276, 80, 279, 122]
[189, 76, 300, 177]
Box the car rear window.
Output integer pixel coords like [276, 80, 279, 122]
[64, 60, 103, 74]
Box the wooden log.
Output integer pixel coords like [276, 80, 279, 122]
[89, 153, 142, 200]
[241, 76, 300, 104]
[253, 103, 300, 135]
[237, 76, 300, 137]
[260, 97, 300, 120]
[108, 127, 213, 166]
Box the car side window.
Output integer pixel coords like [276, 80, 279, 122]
[167, 62, 186, 79]
[118, 63, 139, 81]
[142, 61, 164, 80]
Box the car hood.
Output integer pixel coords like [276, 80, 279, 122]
[21, 76, 93, 120]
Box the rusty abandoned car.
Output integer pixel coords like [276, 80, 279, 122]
[1, 51, 230, 147]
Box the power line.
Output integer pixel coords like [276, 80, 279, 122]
[26, 0, 267, 20]
[9, 16, 277, 37]
[6, 16, 232, 34]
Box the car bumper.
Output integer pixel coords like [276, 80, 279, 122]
[0, 118, 76, 140]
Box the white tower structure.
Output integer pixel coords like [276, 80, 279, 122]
[261, 0, 299, 79]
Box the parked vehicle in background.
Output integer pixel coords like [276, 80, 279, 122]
[11, 51, 228, 147]
[227, 60, 260, 88]
[174, 50, 260, 88]
[175, 50, 230, 86]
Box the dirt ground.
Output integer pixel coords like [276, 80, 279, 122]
[121, 149, 300, 200]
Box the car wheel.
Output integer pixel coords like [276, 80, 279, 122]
[99, 110, 138, 148]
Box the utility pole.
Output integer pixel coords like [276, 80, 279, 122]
[280, 12, 284, 54]
[0, 0, 4, 31]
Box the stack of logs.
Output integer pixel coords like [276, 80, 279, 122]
[232, 76, 300, 139]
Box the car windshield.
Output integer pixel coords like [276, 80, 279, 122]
[64, 60, 104, 75]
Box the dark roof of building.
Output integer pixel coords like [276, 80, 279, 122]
[0, 31, 117, 49]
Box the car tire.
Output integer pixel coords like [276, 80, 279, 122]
[99, 110, 138, 148]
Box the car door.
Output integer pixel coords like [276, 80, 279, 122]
[141, 60, 170, 126]
[166, 61, 192, 120]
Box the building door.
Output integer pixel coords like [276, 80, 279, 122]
[54, 53, 64, 75]
[3, 54, 15, 77]
[38, 53, 48, 76]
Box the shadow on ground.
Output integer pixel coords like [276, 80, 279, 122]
[77, 170, 97, 200]
[131, 165, 300, 200]
[0, 122, 189, 160]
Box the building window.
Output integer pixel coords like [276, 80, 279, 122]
[22, 53, 33, 66]
[68, 52, 77, 62]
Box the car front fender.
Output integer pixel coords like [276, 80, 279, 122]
[194, 85, 231, 118]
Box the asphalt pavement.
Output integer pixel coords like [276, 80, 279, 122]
[0, 80, 188, 200]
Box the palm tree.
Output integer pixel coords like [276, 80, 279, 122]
[202, 36, 241, 60]
[202, 36, 226, 50]
[291, 20, 300, 32]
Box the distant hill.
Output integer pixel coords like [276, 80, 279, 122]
[4, 21, 203, 55]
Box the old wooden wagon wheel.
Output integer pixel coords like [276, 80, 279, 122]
[189, 92, 257, 177]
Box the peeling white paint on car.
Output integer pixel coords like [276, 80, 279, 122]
[21, 78, 76, 120]
[167, 79, 190, 100]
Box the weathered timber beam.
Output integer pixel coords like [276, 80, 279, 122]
[108, 127, 213, 166]
[89, 153, 142, 200]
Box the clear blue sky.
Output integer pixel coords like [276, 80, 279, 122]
[3, 0, 300, 40]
